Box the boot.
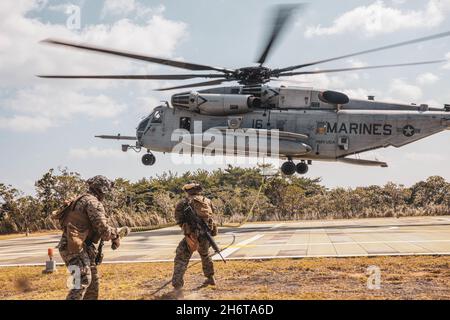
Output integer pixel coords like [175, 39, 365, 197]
[170, 287, 184, 300]
[202, 275, 216, 286]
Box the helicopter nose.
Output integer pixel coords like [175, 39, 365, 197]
[136, 128, 146, 144]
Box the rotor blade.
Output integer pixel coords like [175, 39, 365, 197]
[256, 4, 303, 65]
[155, 79, 233, 91]
[41, 38, 234, 73]
[274, 30, 450, 73]
[37, 74, 226, 80]
[277, 59, 447, 76]
[95, 135, 137, 140]
[270, 78, 311, 84]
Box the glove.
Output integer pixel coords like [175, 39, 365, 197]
[117, 226, 131, 238]
[111, 236, 120, 250]
[110, 226, 130, 250]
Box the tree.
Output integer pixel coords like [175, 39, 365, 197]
[35, 168, 85, 219]
[1, 166, 450, 234]
[0, 183, 21, 233]
[410, 176, 450, 207]
[34, 169, 58, 218]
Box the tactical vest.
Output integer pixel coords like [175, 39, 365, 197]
[189, 195, 213, 219]
[53, 194, 101, 254]
[188, 195, 217, 236]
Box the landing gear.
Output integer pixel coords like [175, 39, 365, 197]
[281, 159, 310, 175]
[296, 161, 308, 175]
[142, 152, 156, 166]
[281, 160, 296, 175]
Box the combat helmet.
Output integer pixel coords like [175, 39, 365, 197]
[86, 175, 114, 196]
[182, 182, 202, 194]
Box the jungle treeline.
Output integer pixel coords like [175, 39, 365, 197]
[0, 166, 449, 234]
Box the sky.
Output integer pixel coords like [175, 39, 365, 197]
[1, 0, 450, 194]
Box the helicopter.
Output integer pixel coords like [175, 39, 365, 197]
[39, 4, 450, 175]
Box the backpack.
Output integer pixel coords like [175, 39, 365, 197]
[189, 196, 218, 236]
[51, 195, 86, 229]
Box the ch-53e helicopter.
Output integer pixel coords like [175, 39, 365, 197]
[39, 4, 450, 175]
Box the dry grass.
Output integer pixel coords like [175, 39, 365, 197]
[0, 256, 449, 300]
[0, 230, 60, 241]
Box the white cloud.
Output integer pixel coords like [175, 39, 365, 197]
[391, 0, 406, 4]
[101, 0, 137, 17]
[277, 68, 381, 102]
[276, 62, 382, 101]
[100, 0, 165, 19]
[0, 3, 188, 87]
[0, 0, 188, 132]
[286, 68, 366, 91]
[405, 152, 446, 162]
[443, 52, 450, 69]
[136, 96, 160, 113]
[4, 85, 126, 119]
[47, 3, 74, 14]
[287, 73, 345, 89]
[343, 88, 376, 100]
[305, 0, 450, 37]
[416, 72, 439, 85]
[0, 115, 52, 132]
[0, 85, 126, 132]
[388, 78, 422, 101]
[69, 147, 132, 159]
[346, 59, 368, 68]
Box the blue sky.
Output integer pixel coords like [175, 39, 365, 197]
[1, 0, 450, 194]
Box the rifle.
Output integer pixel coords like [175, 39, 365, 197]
[183, 203, 226, 263]
[95, 240, 104, 265]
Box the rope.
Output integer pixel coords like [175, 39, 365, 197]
[239, 175, 266, 225]
[149, 233, 236, 296]
[150, 171, 266, 296]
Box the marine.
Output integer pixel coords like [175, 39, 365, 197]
[54, 175, 124, 300]
[171, 182, 218, 294]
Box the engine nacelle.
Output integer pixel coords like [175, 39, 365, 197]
[171, 92, 260, 116]
[318, 90, 349, 105]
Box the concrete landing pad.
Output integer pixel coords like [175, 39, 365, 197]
[0, 216, 449, 266]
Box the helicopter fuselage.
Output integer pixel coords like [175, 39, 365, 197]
[131, 85, 450, 171]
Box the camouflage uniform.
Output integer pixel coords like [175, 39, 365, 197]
[171, 183, 216, 289]
[57, 176, 119, 300]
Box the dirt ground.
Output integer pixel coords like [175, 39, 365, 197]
[0, 256, 448, 300]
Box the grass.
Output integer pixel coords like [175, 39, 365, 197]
[0, 230, 60, 241]
[131, 223, 177, 232]
[0, 256, 449, 300]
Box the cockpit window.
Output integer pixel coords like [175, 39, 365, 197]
[151, 110, 162, 123]
[137, 118, 150, 131]
[180, 117, 191, 131]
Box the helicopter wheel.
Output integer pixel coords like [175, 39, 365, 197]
[296, 161, 309, 175]
[281, 161, 296, 175]
[142, 153, 156, 166]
